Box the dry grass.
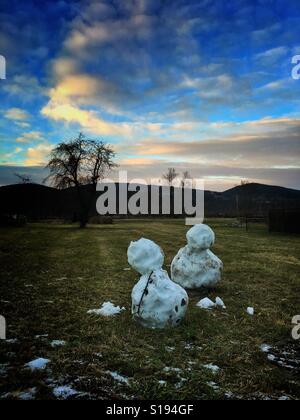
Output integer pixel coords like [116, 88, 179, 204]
[0, 219, 299, 400]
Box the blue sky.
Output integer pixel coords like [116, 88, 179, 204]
[0, 0, 299, 190]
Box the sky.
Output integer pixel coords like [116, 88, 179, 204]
[0, 0, 299, 191]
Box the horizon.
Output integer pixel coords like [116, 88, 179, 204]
[1, 176, 300, 195]
[0, 0, 300, 191]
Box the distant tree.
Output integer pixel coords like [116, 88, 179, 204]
[162, 168, 179, 186]
[15, 173, 32, 184]
[236, 180, 253, 231]
[181, 171, 192, 188]
[235, 179, 250, 188]
[45, 133, 117, 228]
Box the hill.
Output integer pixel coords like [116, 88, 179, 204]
[0, 182, 299, 221]
[224, 183, 300, 200]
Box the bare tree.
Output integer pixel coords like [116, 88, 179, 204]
[181, 171, 192, 188]
[45, 133, 117, 228]
[162, 168, 178, 186]
[236, 179, 253, 231]
[15, 173, 31, 184]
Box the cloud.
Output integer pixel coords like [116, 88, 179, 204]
[251, 24, 282, 44]
[0, 0, 78, 78]
[255, 46, 289, 66]
[44, 73, 124, 113]
[52, 58, 79, 78]
[24, 143, 54, 166]
[15, 121, 31, 129]
[181, 73, 249, 105]
[47, 74, 103, 104]
[16, 131, 44, 143]
[64, 8, 160, 52]
[37, 0, 300, 136]
[3, 75, 45, 99]
[41, 72, 140, 135]
[41, 101, 133, 136]
[41, 73, 170, 136]
[0, 146, 23, 165]
[117, 159, 300, 192]
[4, 107, 30, 121]
[119, 157, 157, 166]
[128, 117, 300, 169]
[42, 0, 205, 119]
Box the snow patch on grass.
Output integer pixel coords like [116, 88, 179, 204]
[25, 358, 50, 371]
[215, 297, 226, 309]
[5, 338, 18, 344]
[184, 343, 202, 351]
[197, 297, 226, 310]
[207, 381, 220, 391]
[203, 363, 220, 374]
[267, 354, 276, 362]
[196, 298, 215, 309]
[107, 371, 129, 385]
[163, 367, 182, 373]
[35, 334, 49, 339]
[87, 302, 125, 317]
[51, 340, 66, 348]
[18, 388, 37, 400]
[158, 380, 167, 386]
[0, 388, 37, 400]
[175, 377, 187, 389]
[0, 363, 9, 376]
[260, 344, 272, 353]
[247, 307, 254, 316]
[53, 386, 78, 399]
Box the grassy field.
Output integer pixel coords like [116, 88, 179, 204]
[0, 219, 299, 400]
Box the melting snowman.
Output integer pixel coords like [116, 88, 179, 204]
[171, 224, 223, 289]
[128, 238, 189, 329]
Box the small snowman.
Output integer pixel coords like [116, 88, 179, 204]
[128, 238, 189, 329]
[171, 224, 223, 289]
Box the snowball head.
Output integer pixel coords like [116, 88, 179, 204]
[186, 224, 215, 250]
[128, 238, 164, 275]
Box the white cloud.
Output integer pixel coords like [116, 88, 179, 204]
[3, 75, 44, 98]
[127, 117, 300, 170]
[0, 147, 23, 164]
[15, 121, 31, 129]
[16, 131, 44, 143]
[255, 46, 289, 65]
[41, 101, 133, 136]
[4, 107, 30, 121]
[24, 143, 54, 166]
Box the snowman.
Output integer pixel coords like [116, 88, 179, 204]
[128, 238, 189, 329]
[171, 224, 223, 289]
